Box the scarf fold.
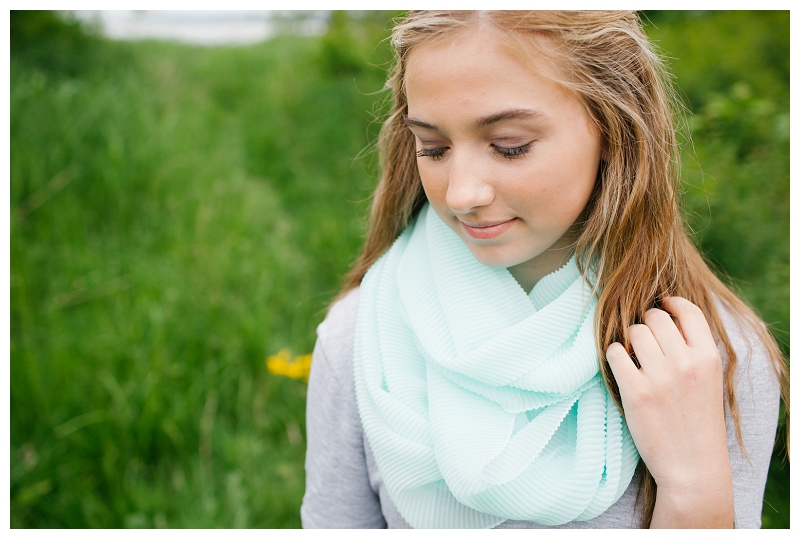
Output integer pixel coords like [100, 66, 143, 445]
[353, 204, 639, 528]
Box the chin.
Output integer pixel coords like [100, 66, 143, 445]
[464, 244, 531, 269]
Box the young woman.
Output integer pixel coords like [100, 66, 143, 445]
[301, 11, 788, 528]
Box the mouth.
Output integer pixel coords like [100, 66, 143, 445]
[459, 218, 516, 240]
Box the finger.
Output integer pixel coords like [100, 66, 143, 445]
[605, 342, 641, 387]
[628, 323, 666, 370]
[660, 297, 716, 352]
[642, 307, 688, 358]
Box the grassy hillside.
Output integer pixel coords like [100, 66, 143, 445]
[10, 10, 788, 528]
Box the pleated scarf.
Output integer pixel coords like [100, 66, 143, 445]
[353, 204, 639, 528]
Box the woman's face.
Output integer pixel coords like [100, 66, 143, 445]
[404, 27, 602, 291]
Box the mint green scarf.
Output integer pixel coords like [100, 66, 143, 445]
[353, 204, 639, 528]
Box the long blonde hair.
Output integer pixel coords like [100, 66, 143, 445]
[339, 10, 789, 528]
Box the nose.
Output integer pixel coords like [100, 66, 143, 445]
[445, 149, 494, 214]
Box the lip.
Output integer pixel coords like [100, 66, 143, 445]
[459, 218, 516, 240]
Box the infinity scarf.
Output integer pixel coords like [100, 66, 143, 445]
[353, 204, 639, 528]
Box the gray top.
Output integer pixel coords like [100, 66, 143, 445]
[301, 288, 781, 528]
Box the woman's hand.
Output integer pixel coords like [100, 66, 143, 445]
[606, 296, 733, 528]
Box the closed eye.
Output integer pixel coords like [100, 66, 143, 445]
[492, 142, 532, 159]
[416, 147, 447, 161]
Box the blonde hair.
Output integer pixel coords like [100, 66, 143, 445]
[339, 10, 789, 528]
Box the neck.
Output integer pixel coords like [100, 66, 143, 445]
[507, 228, 579, 293]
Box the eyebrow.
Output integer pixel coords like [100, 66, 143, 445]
[476, 108, 544, 128]
[403, 108, 544, 131]
[403, 116, 439, 131]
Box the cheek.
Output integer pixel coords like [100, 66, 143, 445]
[505, 164, 596, 225]
[417, 163, 447, 204]
[532, 140, 599, 209]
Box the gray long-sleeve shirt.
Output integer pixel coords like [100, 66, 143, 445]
[301, 288, 781, 528]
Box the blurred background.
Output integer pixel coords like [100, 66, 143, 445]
[9, 10, 789, 528]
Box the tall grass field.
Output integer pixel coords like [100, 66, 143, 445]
[10, 11, 789, 528]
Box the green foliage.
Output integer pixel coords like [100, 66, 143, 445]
[11, 10, 131, 79]
[315, 10, 400, 78]
[10, 10, 788, 529]
[317, 11, 366, 76]
[11, 11, 393, 528]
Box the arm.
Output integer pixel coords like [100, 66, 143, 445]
[301, 293, 387, 529]
[606, 297, 734, 528]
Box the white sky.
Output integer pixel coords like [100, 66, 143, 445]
[69, 10, 329, 46]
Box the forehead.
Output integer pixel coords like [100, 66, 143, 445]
[404, 26, 574, 118]
[405, 25, 564, 87]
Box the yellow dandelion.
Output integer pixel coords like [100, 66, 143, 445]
[267, 348, 312, 382]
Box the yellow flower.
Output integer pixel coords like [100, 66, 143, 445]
[267, 348, 312, 382]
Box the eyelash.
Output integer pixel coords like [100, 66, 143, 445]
[415, 143, 532, 161]
[493, 143, 532, 159]
[416, 147, 446, 160]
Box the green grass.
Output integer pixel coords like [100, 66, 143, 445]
[10, 10, 788, 528]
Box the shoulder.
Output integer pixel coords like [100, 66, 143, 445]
[304, 286, 388, 528]
[315, 287, 360, 382]
[714, 300, 780, 395]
